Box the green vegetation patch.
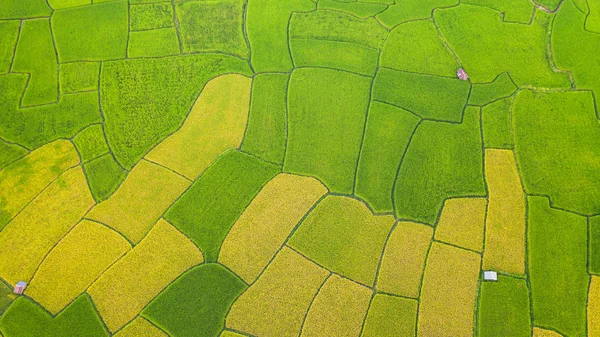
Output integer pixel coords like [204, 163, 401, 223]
[0, 281, 15, 317]
[0, 140, 28, 171]
[176, 0, 248, 58]
[245, 0, 315, 72]
[284, 68, 371, 194]
[241, 73, 287, 165]
[0, 295, 108, 337]
[48, 0, 89, 10]
[290, 10, 388, 50]
[469, 72, 517, 106]
[0, 74, 101, 149]
[435, 5, 570, 87]
[513, 90, 600, 215]
[318, 0, 387, 18]
[381, 20, 458, 77]
[394, 106, 486, 224]
[355, 101, 420, 213]
[289, 195, 395, 286]
[362, 294, 417, 337]
[165, 150, 280, 262]
[290, 39, 379, 76]
[100, 53, 251, 170]
[12, 18, 58, 106]
[528, 196, 589, 337]
[72, 124, 109, 163]
[143, 264, 247, 337]
[535, 0, 561, 11]
[373, 68, 470, 123]
[376, 0, 458, 28]
[0, 21, 20, 74]
[478, 275, 531, 337]
[482, 97, 514, 149]
[128, 28, 180, 58]
[0, 0, 52, 19]
[462, 0, 534, 23]
[592, 216, 600, 275]
[130, 3, 174, 31]
[52, 0, 129, 62]
[83, 153, 127, 202]
[60, 62, 100, 94]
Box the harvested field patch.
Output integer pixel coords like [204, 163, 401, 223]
[590, 276, 600, 337]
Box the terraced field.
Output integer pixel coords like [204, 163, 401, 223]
[0, 0, 599, 336]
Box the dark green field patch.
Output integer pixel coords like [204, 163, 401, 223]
[0, 295, 108, 337]
[165, 150, 280, 262]
[394, 106, 486, 224]
[52, 0, 129, 62]
[469, 72, 517, 106]
[60, 62, 100, 94]
[83, 153, 127, 202]
[12, 18, 58, 106]
[528, 196, 589, 337]
[590, 216, 600, 275]
[290, 39, 379, 76]
[241, 73, 287, 165]
[355, 101, 420, 213]
[130, 3, 174, 31]
[128, 28, 180, 58]
[381, 20, 458, 77]
[0, 281, 15, 317]
[0, 21, 20, 74]
[100, 53, 251, 170]
[478, 275, 531, 337]
[143, 264, 247, 337]
[284, 68, 371, 194]
[176, 0, 248, 58]
[513, 90, 600, 215]
[482, 97, 514, 149]
[0, 140, 28, 171]
[72, 124, 109, 163]
[373, 68, 470, 123]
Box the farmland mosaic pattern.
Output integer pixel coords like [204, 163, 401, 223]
[0, 0, 599, 336]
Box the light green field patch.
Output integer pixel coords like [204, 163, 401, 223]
[48, 0, 89, 10]
[435, 5, 570, 87]
[12, 18, 58, 106]
[128, 28, 180, 58]
[291, 39, 379, 76]
[587, 0, 600, 33]
[0, 167, 94, 285]
[130, 3, 174, 31]
[381, 20, 458, 76]
[0, 21, 20, 74]
[52, 0, 129, 62]
[175, 0, 248, 58]
[355, 101, 420, 213]
[318, 0, 387, 18]
[289, 195, 396, 286]
[245, 0, 316, 72]
[528, 196, 589, 337]
[513, 90, 600, 215]
[462, 0, 534, 23]
[376, 0, 458, 28]
[482, 97, 514, 149]
[469, 72, 517, 106]
[394, 106, 486, 224]
[72, 124, 109, 163]
[362, 294, 417, 337]
[373, 68, 470, 123]
[434, 197, 487, 252]
[478, 275, 531, 337]
[0, 140, 28, 171]
[285, 68, 371, 194]
[83, 153, 127, 202]
[0, 0, 52, 19]
[241, 73, 288, 164]
[60, 62, 100, 94]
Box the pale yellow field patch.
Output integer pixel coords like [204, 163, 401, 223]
[377, 221, 433, 298]
[145, 74, 252, 180]
[113, 317, 168, 337]
[0, 167, 94, 285]
[26, 220, 131, 314]
[483, 149, 526, 275]
[226, 247, 329, 337]
[589, 276, 600, 337]
[300, 274, 372, 337]
[533, 327, 564, 337]
[86, 159, 191, 244]
[219, 173, 328, 283]
[0, 140, 79, 224]
[417, 242, 481, 337]
[435, 197, 487, 252]
[87, 219, 204, 332]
